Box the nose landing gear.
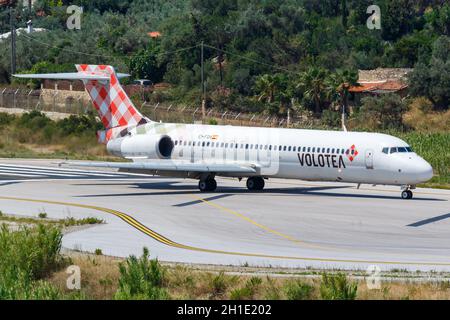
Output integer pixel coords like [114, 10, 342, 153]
[401, 190, 413, 199]
[401, 185, 415, 199]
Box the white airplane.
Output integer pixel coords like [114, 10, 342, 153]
[15, 64, 433, 199]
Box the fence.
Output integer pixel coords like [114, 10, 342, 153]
[0, 88, 322, 128]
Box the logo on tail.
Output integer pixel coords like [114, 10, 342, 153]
[76, 65, 148, 130]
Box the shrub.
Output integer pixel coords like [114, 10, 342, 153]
[0, 224, 65, 299]
[319, 273, 358, 300]
[209, 272, 227, 297]
[95, 249, 103, 256]
[229, 276, 262, 300]
[284, 279, 314, 300]
[38, 212, 48, 219]
[115, 247, 169, 300]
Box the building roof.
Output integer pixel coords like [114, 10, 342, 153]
[358, 68, 413, 82]
[349, 80, 408, 93]
[148, 31, 161, 38]
[0, 27, 46, 41]
[349, 68, 412, 93]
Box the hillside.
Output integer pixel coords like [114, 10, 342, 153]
[0, 0, 449, 119]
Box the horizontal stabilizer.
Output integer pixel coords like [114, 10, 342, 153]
[13, 72, 130, 81]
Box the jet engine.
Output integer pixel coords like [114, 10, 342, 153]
[107, 134, 174, 159]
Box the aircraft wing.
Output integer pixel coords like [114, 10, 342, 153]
[63, 160, 257, 174]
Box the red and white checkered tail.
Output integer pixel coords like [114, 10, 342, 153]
[75, 64, 148, 130]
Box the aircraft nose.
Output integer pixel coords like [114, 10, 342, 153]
[415, 159, 433, 182]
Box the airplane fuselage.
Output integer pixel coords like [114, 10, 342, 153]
[109, 122, 433, 187]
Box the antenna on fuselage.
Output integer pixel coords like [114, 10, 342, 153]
[341, 104, 347, 132]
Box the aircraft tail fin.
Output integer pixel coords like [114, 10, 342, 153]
[14, 65, 150, 141]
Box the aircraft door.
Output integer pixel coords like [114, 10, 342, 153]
[365, 149, 374, 169]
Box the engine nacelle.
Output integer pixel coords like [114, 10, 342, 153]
[107, 134, 174, 159]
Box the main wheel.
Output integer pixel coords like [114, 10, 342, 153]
[401, 190, 413, 199]
[199, 178, 217, 192]
[246, 177, 265, 191]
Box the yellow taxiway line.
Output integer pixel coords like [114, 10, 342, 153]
[1, 195, 450, 267]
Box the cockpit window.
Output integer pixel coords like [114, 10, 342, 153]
[385, 146, 414, 154]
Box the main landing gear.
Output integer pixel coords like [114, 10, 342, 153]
[198, 177, 217, 192]
[401, 185, 414, 199]
[198, 176, 266, 192]
[246, 177, 265, 191]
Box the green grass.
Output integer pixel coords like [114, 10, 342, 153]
[0, 213, 104, 227]
[396, 131, 450, 186]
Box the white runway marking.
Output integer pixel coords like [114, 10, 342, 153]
[0, 169, 45, 177]
[0, 163, 150, 179]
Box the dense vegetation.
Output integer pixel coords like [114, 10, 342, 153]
[1, 0, 449, 118]
[1, 227, 449, 300]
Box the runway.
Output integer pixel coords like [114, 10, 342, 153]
[1, 158, 449, 272]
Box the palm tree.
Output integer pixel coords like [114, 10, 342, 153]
[255, 73, 292, 117]
[297, 67, 328, 115]
[254, 74, 277, 104]
[325, 69, 359, 113]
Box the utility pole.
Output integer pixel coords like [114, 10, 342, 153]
[200, 41, 205, 121]
[10, 5, 16, 76]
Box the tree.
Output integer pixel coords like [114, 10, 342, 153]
[408, 36, 450, 110]
[297, 67, 329, 115]
[358, 94, 409, 129]
[382, 0, 416, 41]
[325, 69, 358, 112]
[128, 44, 166, 83]
[254, 73, 292, 115]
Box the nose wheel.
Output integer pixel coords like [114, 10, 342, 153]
[401, 190, 413, 199]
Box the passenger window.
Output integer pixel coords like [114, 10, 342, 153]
[303, 147, 306, 152]
[288, 146, 291, 151]
[326, 148, 330, 153]
[293, 146, 296, 152]
[307, 147, 311, 152]
[279, 146, 282, 151]
[175, 141, 178, 145]
[269, 145, 272, 151]
[331, 148, 335, 153]
[382, 147, 389, 154]
[245, 144, 249, 149]
[312, 147, 315, 152]
[283, 146, 287, 151]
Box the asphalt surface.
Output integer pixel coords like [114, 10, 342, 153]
[1, 158, 449, 272]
